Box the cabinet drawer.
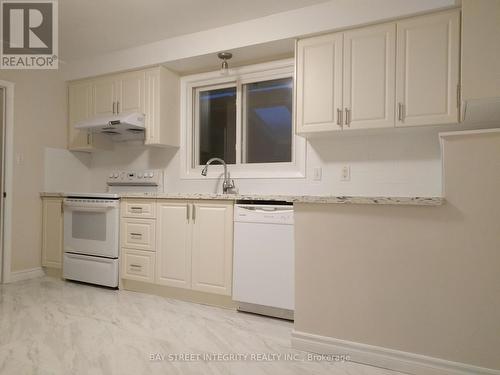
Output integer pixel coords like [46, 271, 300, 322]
[122, 200, 156, 218]
[121, 219, 156, 251]
[122, 248, 155, 283]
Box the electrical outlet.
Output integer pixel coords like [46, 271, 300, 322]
[313, 167, 322, 181]
[341, 165, 350, 182]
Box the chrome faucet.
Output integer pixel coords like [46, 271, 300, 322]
[201, 158, 235, 194]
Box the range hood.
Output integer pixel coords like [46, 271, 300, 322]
[75, 112, 146, 141]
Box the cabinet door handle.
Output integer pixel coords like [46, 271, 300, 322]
[130, 264, 142, 268]
[398, 103, 404, 122]
[86, 132, 91, 145]
[112, 102, 116, 114]
[345, 108, 351, 127]
[130, 233, 143, 238]
[117, 101, 120, 114]
[186, 203, 190, 222]
[192, 204, 196, 222]
[336, 108, 343, 127]
[130, 206, 143, 212]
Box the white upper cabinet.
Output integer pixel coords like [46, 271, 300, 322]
[93, 77, 116, 116]
[68, 82, 93, 150]
[296, 33, 343, 133]
[343, 23, 396, 129]
[191, 202, 233, 296]
[93, 72, 145, 116]
[68, 66, 179, 150]
[395, 10, 460, 127]
[115, 71, 146, 114]
[144, 67, 180, 147]
[296, 9, 460, 134]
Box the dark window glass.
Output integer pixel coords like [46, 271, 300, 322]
[243, 77, 293, 163]
[198, 86, 236, 165]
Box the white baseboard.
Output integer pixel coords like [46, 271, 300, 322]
[9, 267, 45, 283]
[291, 330, 500, 375]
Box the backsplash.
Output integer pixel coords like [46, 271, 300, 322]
[45, 127, 443, 197]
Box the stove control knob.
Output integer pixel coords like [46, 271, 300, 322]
[138, 173, 143, 179]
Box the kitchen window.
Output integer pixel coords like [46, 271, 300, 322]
[182, 59, 305, 179]
[196, 85, 237, 165]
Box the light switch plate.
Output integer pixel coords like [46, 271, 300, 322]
[313, 167, 322, 181]
[341, 165, 350, 182]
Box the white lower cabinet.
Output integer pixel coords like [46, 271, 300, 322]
[121, 199, 156, 219]
[191, 201, 233, 296]
[121, 218, 156, 251]
[120, 199, 234, 297]
[122, 248, 155, 283]
[155, 200, 192, 289]
[156, 200, 233, 296]
[41, 197, 64, 268]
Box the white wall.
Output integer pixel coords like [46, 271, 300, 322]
[46, 126, 444, 197]
[43, 148, 91, 193]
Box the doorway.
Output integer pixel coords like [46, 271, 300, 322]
[0, 87, 4, 282]
[0, 80, 13, 284]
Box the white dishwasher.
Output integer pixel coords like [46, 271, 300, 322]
[233, 202, 294, 320]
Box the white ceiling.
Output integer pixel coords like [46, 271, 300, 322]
[59, 0, 330, 61]
[163, 39, 295, 75]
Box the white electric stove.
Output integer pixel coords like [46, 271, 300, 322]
[62, 170, 163, 288]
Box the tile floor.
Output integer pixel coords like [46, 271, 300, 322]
[0, 277, 405, 375]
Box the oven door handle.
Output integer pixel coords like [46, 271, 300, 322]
[63, 205, 115, 213]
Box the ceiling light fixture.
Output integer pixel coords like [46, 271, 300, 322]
[218, 52, 232, 76]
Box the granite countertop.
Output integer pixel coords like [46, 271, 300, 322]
[40, 192, 444, 206]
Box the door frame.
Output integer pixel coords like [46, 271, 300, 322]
[0, 80, 14, 284]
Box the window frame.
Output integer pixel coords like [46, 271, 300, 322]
[180, 58, 306, 180]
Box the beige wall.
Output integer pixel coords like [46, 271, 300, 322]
[0, 71, 67, 271]
[294, 131, 500, 370]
